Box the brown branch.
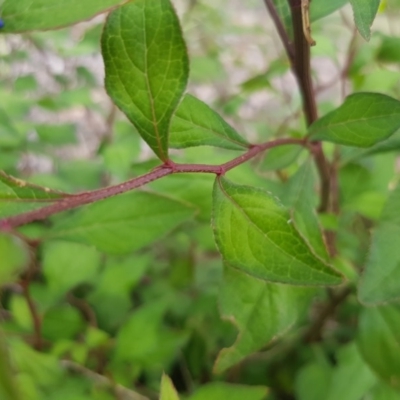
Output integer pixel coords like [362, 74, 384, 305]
[0, 138, 305, 229]
[287, 0, 331, 215]
[303, 286, 352, 343]
[21, 283, 42, 350]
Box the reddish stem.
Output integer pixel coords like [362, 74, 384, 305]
[0, 138, 304, 228]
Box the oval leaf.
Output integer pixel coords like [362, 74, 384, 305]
[170, 94, 249, 150]
[212, 177, 343, 286]
[102, 0, 189, 161]
[0, 0, 130, 32]
[309, 93, 400, 148]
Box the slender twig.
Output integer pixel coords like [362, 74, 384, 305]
[303, 286, 352, 342]
[67, 293, 97, 327]
[21, 283, 42, 350]
[263, 0, 295, 63]
[0, 138, 305, 229]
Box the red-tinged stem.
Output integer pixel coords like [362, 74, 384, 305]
[0, 138, 304, 229]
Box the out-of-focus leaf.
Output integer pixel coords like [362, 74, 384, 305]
[214, 265, 316, 373]
[49, 192, 196, 255]
[114, 301, 188, 368]
[0, 0, 130, 32]
[0, 233, 29, 285]
[0, 171, 67, 219]
[310, 0, 349, 21]
[42, 305, 85, 341]
[9, 339, 62, 388]
[349, 0, 380, 40]
[295, 360, 333, 400]
[369, 382, 400, 400]
[357, 305, 400, 389]
[377, 35, 400, 63]
[35, 124, 77, 145]
[102, 0, 188, 160]
[42, 241, 101, 295]
[212, 177, 342, 285]
[309, 93, 400, 148]
[0, 331, 21, 400]
[188, 382, 268, 400]
[358, 184, 400, 304]
[325, 343, 377, 400]
[258, 145, 303, 172]
[170, 94, 248, 150]
[160, 374, 180, 400]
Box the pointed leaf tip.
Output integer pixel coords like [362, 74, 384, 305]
[212, 177, 343, 286]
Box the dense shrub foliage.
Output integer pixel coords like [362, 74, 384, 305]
[1, 0, 400, 399]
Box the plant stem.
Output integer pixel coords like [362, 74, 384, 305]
[0, 138, 305, 228]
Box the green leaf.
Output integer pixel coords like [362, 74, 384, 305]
[102, 0, 189, 160]
[377, 35, 400, 63]
[35, 124, 77, 145]
[188, 382, 268, 400]
[160, 374, 180, 400]
[296, 360, 333, 400]
[41, 305, 85, 341]
[0, 171, 66, 219]
[325, 343, 377, 400]
[212, 177, 342, 286]
[258, 145, 303, 172]
[309, 93, 400, 148]
[358, 184, 400, 304]
[310, 0, 349, 21]
[349, 0, 380, 40]
[42, 241, 101, 295]
[0, 233, 29, 285]
[9, 339, 62, 388]
[0, 331, 21, 400]
[0, 0, 130, 33]
[272, 0, 292, 38]
[214, 265, 316, 373]
[169, 94, 249, 150]
[49, 191, 196, 255]
[370, 382, 400, 400]
[114, 301, 188, 368]
[357, 305, 400, 389]
[281, 160, 329, 261]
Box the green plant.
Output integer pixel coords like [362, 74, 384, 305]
[1, 0, 400, 399]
